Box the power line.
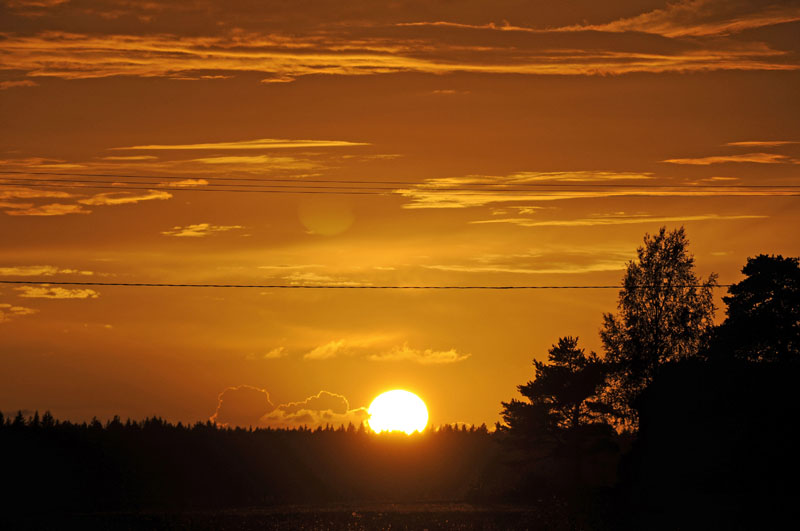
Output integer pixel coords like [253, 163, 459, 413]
[2, 180, 798, 198]
[0, 280, 731, 289]
[2, 170, 799, 189]
[0, 181, 384, 196]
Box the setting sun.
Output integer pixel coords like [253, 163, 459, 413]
[367, 390, 429, 434]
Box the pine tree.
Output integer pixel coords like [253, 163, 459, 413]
[501, 336, 608, 437]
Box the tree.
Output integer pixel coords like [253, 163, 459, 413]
[501, 336, 608, 438]
[501, 337, 615, 492]
[601, 227, 716, 427]
[713, 254, 800, 362]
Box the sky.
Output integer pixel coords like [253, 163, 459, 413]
[1, 0, 799, 428]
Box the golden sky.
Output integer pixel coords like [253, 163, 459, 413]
[1, 0, 799, 428]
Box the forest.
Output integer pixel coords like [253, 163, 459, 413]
[2, 227, 799, 530]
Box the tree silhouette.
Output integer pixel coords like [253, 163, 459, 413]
[501, 337, 608, 436]
[601, 227, 716, 427]
[713, 254, 800, 362]
[500, 337, 618, 494]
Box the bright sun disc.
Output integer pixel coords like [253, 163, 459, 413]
[367, 390, 428, 434]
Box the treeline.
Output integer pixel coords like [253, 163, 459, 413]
[0, 416, 510, 513]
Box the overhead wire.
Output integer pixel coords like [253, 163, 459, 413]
[0, 280, 731, 289]
[1, 169, 800, 189]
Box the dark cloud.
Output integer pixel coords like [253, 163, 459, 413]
[277, 390, 349, 416]
[209, 387, 367, 429]
[209, 385, 274, 428]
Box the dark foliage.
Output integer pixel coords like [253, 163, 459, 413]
[500, 337, 621, 497]
[712, 254, 800, 362]
[601, 227, 717, 427]
[0, 418, 501, 514]
[619, 358, 800, 530]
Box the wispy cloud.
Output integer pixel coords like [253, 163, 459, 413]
[158, 179, 208, 187]
[563, 0, 800, 37]
[245, 346, 288, 360]
[113, 138, 369, 151]
[303, 335, 398, 360]
[0, 302, 38, 323]
[398, 170, 799, 208]
[423, 262, 628, 275]
[0, 80, 38, 90]
[15, 286, 99, 299]
[726, 140, 800, 147]
[0, 187, 73, 200]
[5, 203, 90, 216]
[161, 223, 245, 238]
[263, 347, 287, 359]
[662, 152, 798, 165]
[0, 28, 795, 86]
[0, 265, 93, 276]
[472, 213, 767, 227]
[368, 343, 471, 365]
[283, 272, 369, 287]
[78, 190, 172, 206]
[100, 155, 159, 161]
[304, 339, 347, 360]
[188, 155, 318, 171]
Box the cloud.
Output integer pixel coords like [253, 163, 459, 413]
[210, 385, 275, 428]
[100, 155, 159, 161]
[161, 223, 245, 238]
[276, 390, 350, 415]
[261, 390, 369, 430]
[210, 386, 368, 429]
[0, 201, 33, 210]
[4, 203, 91, 216]
[472, 213, 768, 228]
[369, 343, 471, 365]
[559, 0, 800, 37]
[78, 190, 172, 205]
[158, 179, 208, 187]
[0, 80, 38, 90]
[282, 272, 368, 287]
[726, 140, 800, 147]
[245, 347, 288, 360]
[113, 138, 368, 150]
[431, 89, 470, 95]
[0, 265, 93, 276]
[423, 262, 628, 275]
[398, 170, 798, 208]
[398, 171, 657, 208]
[662, 152, 798, 165]
[15, 286, 99, 299]
[6, 0, 68, 7]
[0, 183, 171, 216]
[263, 347, 287, 359]
[188, 155, 318, 171]
[0, 302, 38, 323]
[304, 339, 347, 360]
[0, 187, 73, 200]
[303, 335, 398, 360]
[1, 25, 795, 86]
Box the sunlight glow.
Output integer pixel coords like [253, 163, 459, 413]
[367, 390, 429, 435]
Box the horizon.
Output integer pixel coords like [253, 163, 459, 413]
[1, 0, 799, 430]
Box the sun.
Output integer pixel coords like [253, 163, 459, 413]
[367, 390, 429, 435]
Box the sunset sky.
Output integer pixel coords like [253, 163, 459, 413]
[1, 0, 799, 428]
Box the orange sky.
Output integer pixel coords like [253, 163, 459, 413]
[1, 0, 799, 428]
